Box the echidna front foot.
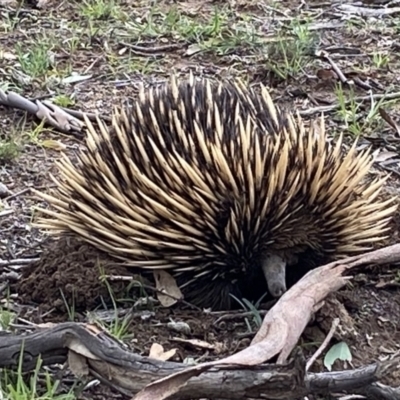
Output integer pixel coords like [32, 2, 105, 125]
[261, 254, 287, 298]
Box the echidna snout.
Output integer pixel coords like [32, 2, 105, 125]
[262, 254, 287, 298]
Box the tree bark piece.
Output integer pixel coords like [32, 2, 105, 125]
[0, 322, 398, 400]
[2, 244, 400, 399]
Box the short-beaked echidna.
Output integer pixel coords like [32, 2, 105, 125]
[34, 75, 397, 310]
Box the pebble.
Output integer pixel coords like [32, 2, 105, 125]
[0, 183, 9, 199]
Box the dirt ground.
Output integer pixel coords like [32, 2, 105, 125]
[1, 0, 400, 399]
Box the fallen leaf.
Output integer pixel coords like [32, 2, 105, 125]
[185, 44, 202, 56]
[41, 139, 67, 151]
[68, 350, 89, 378]
[373, 151, 398, 163]
[172, 337, 216, 350]
[316, 68, 338, 81]
[61, 74, 92, 84]
[149, 343, 177, 361]
[153, 270, 182, 307]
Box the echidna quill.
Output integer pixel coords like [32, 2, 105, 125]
[33, 75, 397, 310]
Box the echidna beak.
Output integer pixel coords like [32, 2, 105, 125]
[261, 254, 287, 298]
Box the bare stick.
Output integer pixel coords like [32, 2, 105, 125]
[299, 92, 400, 117]
[317, 50, 348, 84]
[306, 318, 340, 372]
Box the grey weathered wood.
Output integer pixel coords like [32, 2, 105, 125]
[0, 322, 398, 399]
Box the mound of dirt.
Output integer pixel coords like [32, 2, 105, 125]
[15, 237, 144, 313]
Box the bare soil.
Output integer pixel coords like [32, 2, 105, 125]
[1, 0, 400, 399]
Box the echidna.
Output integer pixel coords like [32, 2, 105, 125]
[34, 75, 397, 310]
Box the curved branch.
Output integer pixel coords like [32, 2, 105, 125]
[0, 322, 397, 400]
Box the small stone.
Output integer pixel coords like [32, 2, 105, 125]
[0, 183, 9, 198]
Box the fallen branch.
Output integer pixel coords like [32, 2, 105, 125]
[0, 89, 85, 133]
[1, 244, 400, 399]
[337, 4, 400, 17]
[0, 322, 398, 400]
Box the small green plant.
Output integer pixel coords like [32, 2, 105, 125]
[80, 0, 125, 20]
[15, 41, 54, 78]
[0, 349, 77, 400]
[372, 52, 390, 69]
[200, 11, 262, 55]
[60, 289, 76, 321]
[24, 120, 47, 145]
[230, 294, 267, 332]
[125, 6, 262, 55]
[266, 19, 317, 79]
[0, 308, 16, 331]
[335, 83, 386, 136]
[0, 107, 23, 162]
[52, 94, 75, 108]
[87, 262, 134, 341]
[0, 138, 21, 162]
[1, 8, 24, 32]
[99, 279, 133, 340]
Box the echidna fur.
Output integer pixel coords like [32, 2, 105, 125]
[34, 74, 397, 310]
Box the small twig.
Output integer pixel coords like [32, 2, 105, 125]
[57, 106, 111, 123]
[213, 310, 269, 325]
[353, 77, 377, 91]
[337, 4, 400, 17]
[0, 258, 40, 267]
[317, 50, 379, 91]
[338, 395, 366, 399]
[83, 55, 104, 75]
[4, 188, 31, 202]
[299, 91, 400, 117]
[121, 42, 183, 54]
[103, 274, 203, 312]
[306, 318, 340, 372]
[379, 108, 400, 136]
[0, 209, 14, 218]
[317, 50, 348, 84]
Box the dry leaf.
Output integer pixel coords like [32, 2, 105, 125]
[374, 151, 398, 163]
[153, 270, 183, 307]
[149, 343, 177, 361]
[68, 350, 89, 378]
[41, 139, 67, 150]
[316, 68, 338, 81]
[185, 44, 202, 56]
[172, 337, 216, 350]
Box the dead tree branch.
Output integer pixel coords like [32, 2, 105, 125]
[1, 244, 400, 399]
[0, 322, 398, 400]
